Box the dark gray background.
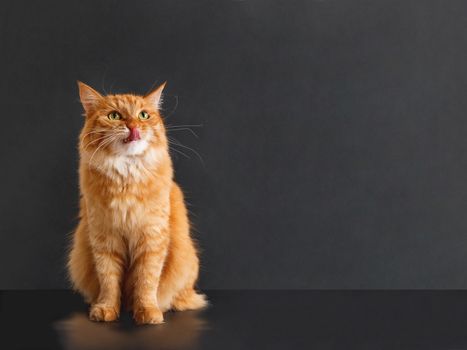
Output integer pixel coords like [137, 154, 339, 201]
[1, 0, 467, 289]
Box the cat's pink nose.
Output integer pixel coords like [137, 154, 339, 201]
[124, 127, 141, 142]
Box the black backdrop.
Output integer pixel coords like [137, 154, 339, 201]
[2, 0, 467, 289]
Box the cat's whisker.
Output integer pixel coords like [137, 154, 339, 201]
[88, 136, 117, 164]
[168, 137, 204, 165]
[88, 139, 112, 165]
[84, 130, 126, 139]
[166, 124, 203, 129]
[166, 124, 203, 138]
[87, 134, 121, 167]
[83, 134, 114, 149]
[82, 132, 104, 142]
[169, 146, 191, 159]
[82, 127, 125, 138]
[81, 129, 108, 139]
[83, 132, 126, 150]
[166, 127, 199, 138]
[161, 95, 179, 120]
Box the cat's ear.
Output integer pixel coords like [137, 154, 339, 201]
[77, 81, 103, 114]
[144, 82, 166, 110]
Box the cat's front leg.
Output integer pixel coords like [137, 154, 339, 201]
[130, 229, 169, 325]
[89, 231, 126, 322]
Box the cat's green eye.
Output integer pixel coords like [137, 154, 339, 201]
[138, 111, 150, 120]
[108, 111, 122, 120]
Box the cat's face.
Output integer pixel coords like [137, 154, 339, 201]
[78, 81, 167, 157]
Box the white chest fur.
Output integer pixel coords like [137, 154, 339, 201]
[84, 147, 163, 183]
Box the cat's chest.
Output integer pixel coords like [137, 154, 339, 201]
[88, 187, 169, 231]
[83, 151, 171, 229]
[100, 155, 149, 182]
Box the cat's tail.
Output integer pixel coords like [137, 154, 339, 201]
[172, 289, 208, 311]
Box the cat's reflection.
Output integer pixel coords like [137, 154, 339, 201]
[54, 310, 208, 350]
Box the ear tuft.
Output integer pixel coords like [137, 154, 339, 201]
[77, 81, 103, 114]
[144, 82, 166, 110]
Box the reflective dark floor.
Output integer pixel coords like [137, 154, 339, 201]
[2, 290, 467, 349]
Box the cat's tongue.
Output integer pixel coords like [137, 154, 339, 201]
[124, 127, 141, 143]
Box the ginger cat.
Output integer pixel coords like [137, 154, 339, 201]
[68, 81, 206, 325]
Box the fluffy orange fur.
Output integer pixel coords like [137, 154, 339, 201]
[68, 81, 206, 325]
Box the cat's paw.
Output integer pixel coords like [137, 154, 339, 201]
[133, 306, 164, 325]
[89, 303, 119, 322]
